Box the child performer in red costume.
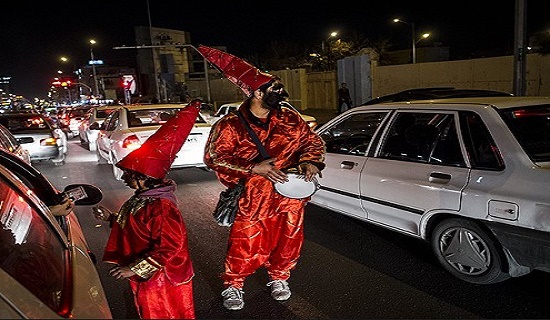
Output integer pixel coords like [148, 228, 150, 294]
[93, 99, 202, 319]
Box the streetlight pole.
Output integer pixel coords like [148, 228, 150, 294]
[321, 31, 339, 54]
[393, 18, 416, 64]
[89, 39, 100, 98]
[60, 56, 81, 98]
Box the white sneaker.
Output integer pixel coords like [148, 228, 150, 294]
[221, 286, 244, 310]
[266, 280, 291, 301]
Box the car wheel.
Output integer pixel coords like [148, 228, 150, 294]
[431, 218, 510, 284]
[96, 146, 107, 164]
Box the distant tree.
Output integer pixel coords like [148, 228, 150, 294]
[255, 32, 397, 72]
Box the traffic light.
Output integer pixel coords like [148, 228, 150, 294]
[121, 80, 131, 89]
[51, 77, 74, 88]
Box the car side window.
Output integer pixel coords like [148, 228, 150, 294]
[104, 111, 120, 131]
[380, 112, 465, 166]
[0, 175, 66, 313]
[319, 112, 387, 156]
[459, 111, 504, 170]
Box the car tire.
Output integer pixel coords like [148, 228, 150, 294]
[431, 218, 510, 284]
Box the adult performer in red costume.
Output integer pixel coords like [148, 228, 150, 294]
[199, 45, 326, 311]
[92, 100, 202, 319]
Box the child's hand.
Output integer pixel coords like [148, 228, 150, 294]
[92, 205, 114, 221]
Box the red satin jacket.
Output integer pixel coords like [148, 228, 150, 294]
[204, 101, 325, 189]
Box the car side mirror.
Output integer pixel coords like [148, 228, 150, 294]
[16, 137, 34, 144]
[61, 184, 103, 205]
[89, 122, 100, 130]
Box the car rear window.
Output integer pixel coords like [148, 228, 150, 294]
[499, 105, 550, 162]
[127, 108, 207, 127]
[0, 116, 52, 133]
[96, 108, 117, 119]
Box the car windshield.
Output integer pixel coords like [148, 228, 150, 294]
[0, 116, 52, 132]
[499, 105, 550, 162]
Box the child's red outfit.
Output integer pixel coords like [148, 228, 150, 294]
[103, 180, 195, 319]
[99, 100, 201, 319]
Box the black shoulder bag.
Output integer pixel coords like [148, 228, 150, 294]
[212, 111, 269, 227]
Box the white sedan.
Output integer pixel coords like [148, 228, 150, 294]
[95, 104, 212, 180]
[312, 96, 550, 285]
[208, 101, 318, 129]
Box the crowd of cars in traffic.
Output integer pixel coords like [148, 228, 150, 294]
[0, 88, 550, 317]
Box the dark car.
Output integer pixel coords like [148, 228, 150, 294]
[362, 87, 513, 105]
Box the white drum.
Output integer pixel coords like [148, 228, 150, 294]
[274, 173, 320, 199]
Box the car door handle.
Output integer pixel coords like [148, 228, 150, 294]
[340, 160, 356, 169]
[429, 171, 451, 183]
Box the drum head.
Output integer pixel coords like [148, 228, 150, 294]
[274, 173, 319, 199]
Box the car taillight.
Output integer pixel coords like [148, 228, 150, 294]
[41, 137, 58, 146]
[122, 134, 142, 149]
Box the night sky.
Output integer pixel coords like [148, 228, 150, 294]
[1, 0, 547, 99]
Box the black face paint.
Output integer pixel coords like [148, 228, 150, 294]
[262, 91, 285, 110]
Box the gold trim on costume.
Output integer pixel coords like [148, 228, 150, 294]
[115, 196, 154, 228]
[129, 257, 161, 279]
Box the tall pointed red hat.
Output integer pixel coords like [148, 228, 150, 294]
[115, 100, 202, 179]
[197, 45, 275, 97]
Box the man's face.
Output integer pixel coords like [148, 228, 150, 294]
[262, 81, 288, 110]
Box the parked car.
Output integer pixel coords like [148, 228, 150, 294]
[208, 101, 318, 128]
[362, 87, 513, 105]
[311, 96, 550, 285]
[78, 105, 118, 151]
[0, 123, 31, 164]
[0, 113, 67, 165]
[95, 103, 212, 180]
[0, 148, 112, 318]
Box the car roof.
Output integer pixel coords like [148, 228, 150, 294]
[355, 96, 550, 111]
[362, 87, 513, 105]
[0, 112, 46, 118]
[123, 103, 188, 111]
[93, 104, 119, 110]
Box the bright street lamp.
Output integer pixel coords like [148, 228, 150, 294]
[418, 33, 431, 43]
[89, 39, 100, 98]
[393, 18, 416, 64]
[322, 31, 339, 53]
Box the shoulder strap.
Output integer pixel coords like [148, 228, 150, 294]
[236, 111, 270, 160]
